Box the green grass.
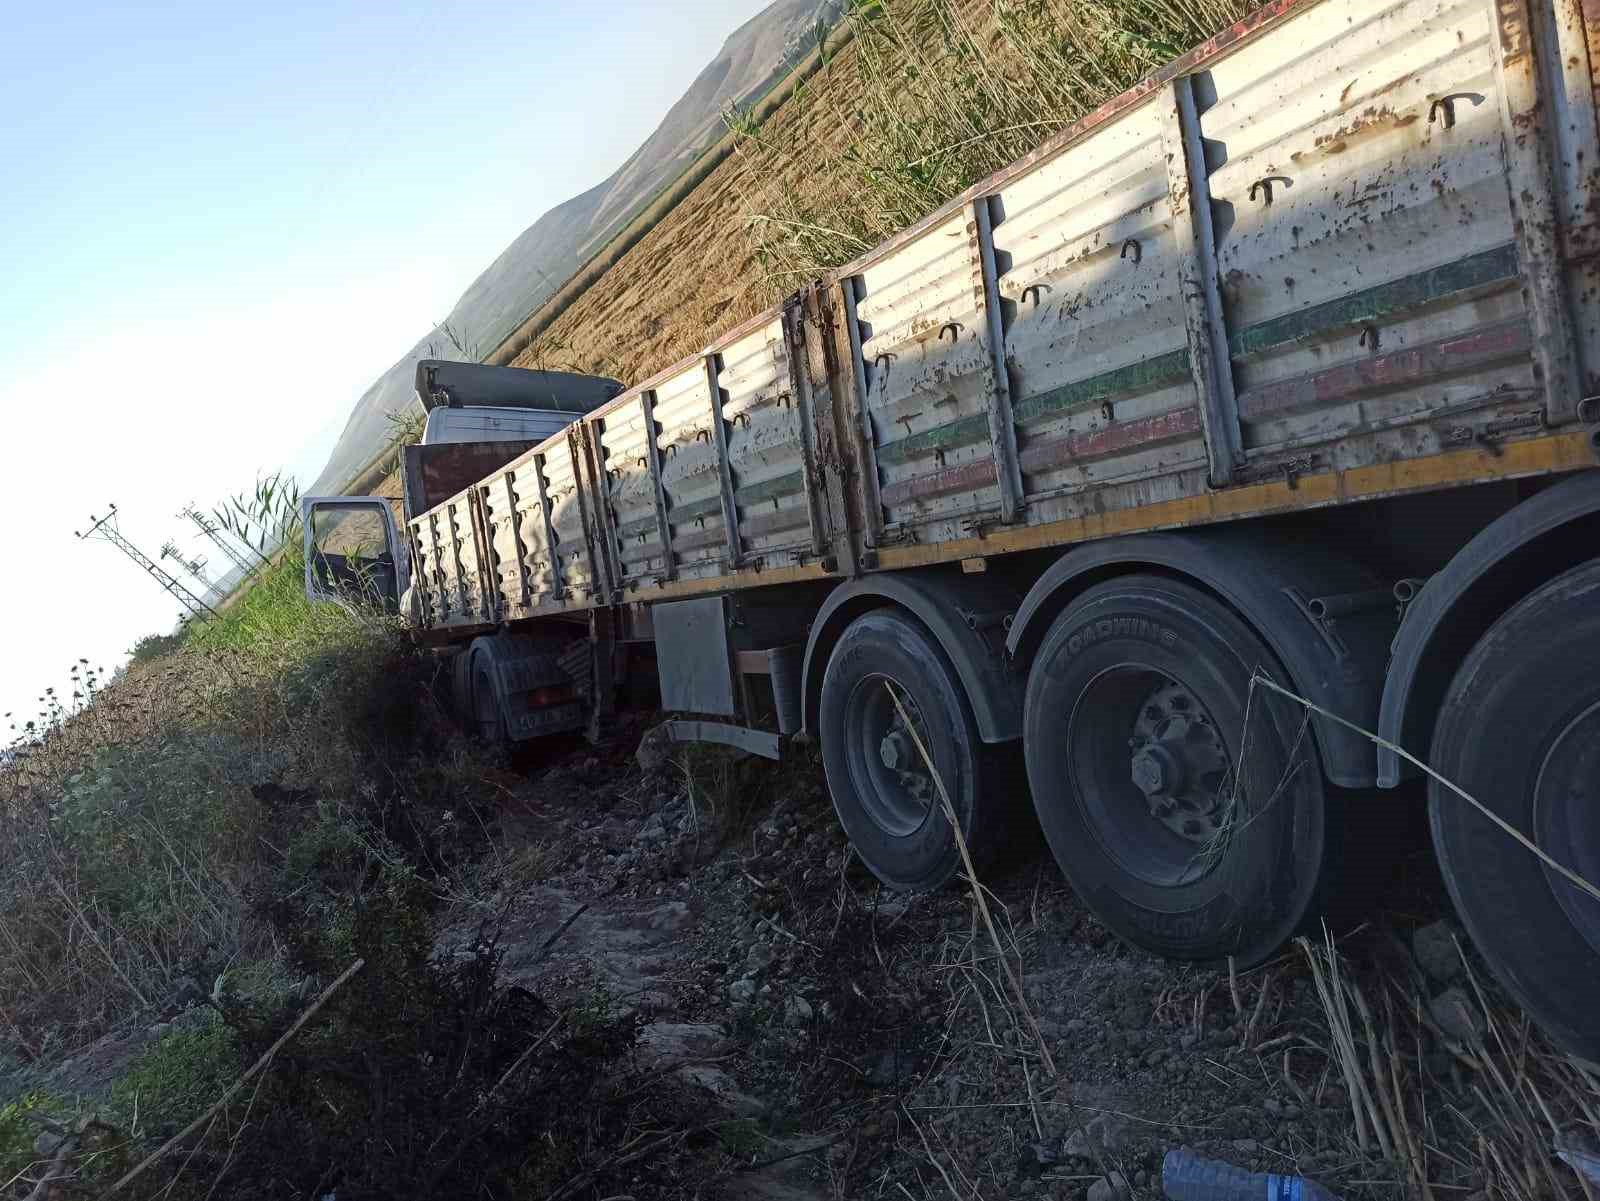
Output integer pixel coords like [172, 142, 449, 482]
[730, 0, 1259, 288]
[109, 1012, 241, 1135]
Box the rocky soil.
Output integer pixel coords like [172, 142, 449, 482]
[431, 715, 1555, 1201]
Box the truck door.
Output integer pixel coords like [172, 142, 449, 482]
[301, 497, 408, 612]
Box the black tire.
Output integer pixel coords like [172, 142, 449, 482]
[819, 609, 1015, 891]
[1023, 575, 1329, 965]
[1429, 561, 1600, 1058]
[468, 645, 509, 750]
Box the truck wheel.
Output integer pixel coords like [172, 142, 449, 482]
[1429, 561, 1600, 1058]
[468, 645, 509, 750]
[819, 609, 1005, 891]
[1023, 575, 1328, 965]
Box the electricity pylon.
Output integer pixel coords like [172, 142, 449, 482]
[179, 503, 265, 574]
[75, 504, 219, 621]
[159, 540, 222, 604]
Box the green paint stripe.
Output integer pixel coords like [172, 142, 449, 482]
[616, 514, 660, 539]
[1229, 243, 1520, 359]
[734, 470, 805, 506]
[876, 414, 993, 465]
[1011, 349, 1192, 426]
[669, 495, 722, 522]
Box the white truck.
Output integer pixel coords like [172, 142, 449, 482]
[306, 0, 1600, 1058]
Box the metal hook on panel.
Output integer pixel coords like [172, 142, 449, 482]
[939, 321, 963, 343]
[636, 456, 648, 469]
[1249, 176, 1290, 205]
[1020, 284, 1048, 307]
[1359, 324, 1380, 352]
[873, 351, 897, 373]
[1120, 238, 1141, 265]
[696, 429, 711, 444]
[1428, 93, 1481, 130]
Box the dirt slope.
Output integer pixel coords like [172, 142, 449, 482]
[446, 718, 1585, 1201]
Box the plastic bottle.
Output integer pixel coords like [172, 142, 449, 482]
[1162, 1148, 1340, 1201]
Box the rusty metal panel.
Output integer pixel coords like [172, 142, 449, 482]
[1201, 0, 1541, 469]
[543, 428, 599, 606]
[852, 210, 1003, 544]
[479, 466, 559, 618]
[718, 316, 816, 566]
[1540, 0, 1600, 396]
[478, 474, 522, 616]
[421, 489, 487, 623]
[1494, 0, 1583, 424]
[653, 361, 729, 580]
[991, 97, 1209, 516]
[596, 395, 668, 588]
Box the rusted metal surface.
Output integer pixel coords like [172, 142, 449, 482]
[703, 355, 746, 568]
[850, 209, 1003, 542]
[1538, 0, 1600, 393]
[1165, 76, 1243, 486]
[992, 91, 1207, 513]
[971, 197, 1024, 521]
[1494, 0, 1586, 422]
[1237, 319, 1534, 418]
[1196, 0, 1550, 471]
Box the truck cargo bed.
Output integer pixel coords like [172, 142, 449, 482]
[406, 0, 1600, 635]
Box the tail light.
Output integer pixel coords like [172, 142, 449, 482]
[525, 685, 575, 709]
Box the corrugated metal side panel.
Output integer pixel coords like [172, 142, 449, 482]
[417, 490, 486, 624]
[1204, 0, 1538, 468]
[992, 98, 1206, 522]
[597, 397, 666, 587]
[479, 474, 523, 616]
[543, 430, 598, 605]
[655, 362, 729, 579]
[408, 510, 444, 627]
[718, 317, 810, 565]
[854, 211, 1001, 540]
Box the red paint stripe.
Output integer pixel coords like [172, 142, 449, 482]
[1237, 320, 1533, 420]
[1017, 408, 1202, 475]
[879, 460, 999, 507]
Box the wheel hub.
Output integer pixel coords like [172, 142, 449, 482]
[846, 674, 936, 837]
[1129, 682, 1230, 845]
[880, 729, 913, 771]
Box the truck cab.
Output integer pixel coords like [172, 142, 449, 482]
[302, 360, 623, 614]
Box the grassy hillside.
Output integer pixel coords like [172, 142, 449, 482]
[509, 0, 1255, 384]
[311, 0, 842, 497]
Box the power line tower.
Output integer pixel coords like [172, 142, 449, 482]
[179, 503, 265, 575]
[159, 540, 222, 604]
[76, 504, 219, 621]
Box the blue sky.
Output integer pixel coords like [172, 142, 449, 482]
[0, 0, 773, 729]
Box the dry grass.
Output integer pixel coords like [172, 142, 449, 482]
[1299, 929, 1600, 1200]
[508, 0, 1257, 389]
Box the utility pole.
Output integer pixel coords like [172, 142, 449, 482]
[76, 504, 219, 621]
[159, 540, 222, 605]
[179, 503, 264, 575]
